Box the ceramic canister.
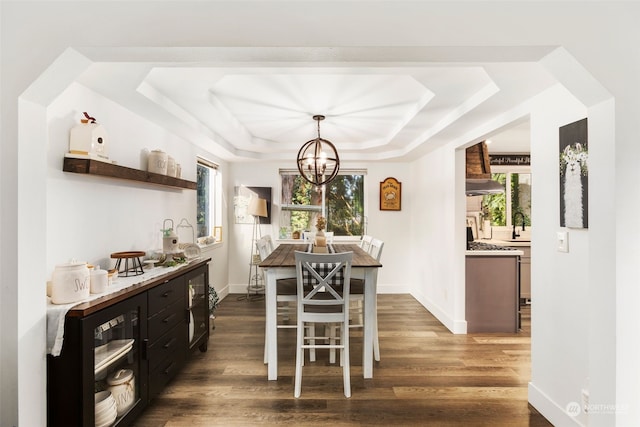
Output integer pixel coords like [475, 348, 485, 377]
[148, 149, 168, 175]
[51, 261, 90, 304]
[106, 369, 135, 417]
[90, 267, 108, 294]
[166, 155, 177, 177]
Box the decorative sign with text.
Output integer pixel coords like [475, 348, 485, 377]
[380, 177, 402, 211]
[489, 154, 531, 166]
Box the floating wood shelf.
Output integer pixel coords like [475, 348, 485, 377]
[63, 157, 196, 190]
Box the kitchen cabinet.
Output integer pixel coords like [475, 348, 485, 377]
[47, 259, 210, 427]
[186, 265, 210, 352]
[512, 245, 531, 303]
[465, 253, 520, 333]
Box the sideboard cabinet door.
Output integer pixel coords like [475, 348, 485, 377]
[48, 293, 148, 427]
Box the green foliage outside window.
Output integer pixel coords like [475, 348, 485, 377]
[289, 175, 319, 232]
[482, 172, 531, 227]
[196, 164, 210, 237]
[512, 173, 532, 226]
[325, 175, 364, 236]
[282, 173, 365, 236]
[483, 173, 506, 226]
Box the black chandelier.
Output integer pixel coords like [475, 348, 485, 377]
[296, 115, 340, 186]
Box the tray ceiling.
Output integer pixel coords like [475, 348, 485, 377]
[74, 47, 556, 162]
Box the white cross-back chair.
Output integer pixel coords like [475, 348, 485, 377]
[332, 237, 384, 363]
[257, 237, 316, 363]
[294, 250, 353, 398]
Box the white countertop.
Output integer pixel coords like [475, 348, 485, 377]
[466, 239, 525, 256]
[466, 249, 524, 256]
[483, 238, 531, 247]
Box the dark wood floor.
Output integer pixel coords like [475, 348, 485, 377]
[133, 294, 551, 426]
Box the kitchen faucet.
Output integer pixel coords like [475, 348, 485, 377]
[512, 212, 526, 239]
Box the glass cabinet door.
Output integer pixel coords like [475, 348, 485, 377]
[86, 299, 146, 427]
[186, 265, 209, 352]
[93, 306, 141, 426]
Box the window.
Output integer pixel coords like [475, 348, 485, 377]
[196, 158, 220, 238]
[483, 171, 531, 227]
[279, 170, 365, 237]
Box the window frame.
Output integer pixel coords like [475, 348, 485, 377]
[196, 157, 220, 240]
[279, 169, 367, 238]
[487, 165, 531, 228]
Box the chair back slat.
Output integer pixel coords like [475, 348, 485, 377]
[264, 235, 275, 253]
[368, 238, 384, 261]
[256, 237, 272, 261]
[360, 235, 373, 252]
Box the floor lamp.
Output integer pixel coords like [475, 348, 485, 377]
[244, 197, 268, 301]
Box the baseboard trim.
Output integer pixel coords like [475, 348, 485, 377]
[528, 382, 584, 427]
[411, 290, 467, 334]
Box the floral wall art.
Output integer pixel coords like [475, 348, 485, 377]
[559, 118, 588, 228]
[234, 186, 272, 224]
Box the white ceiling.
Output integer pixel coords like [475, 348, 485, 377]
[75, 48, 553, 162]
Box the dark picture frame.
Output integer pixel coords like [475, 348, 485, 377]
[234, 186, 272, 224]
[559, 118, 588, 228]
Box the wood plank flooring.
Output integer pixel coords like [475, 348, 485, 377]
[132, 295, 551, 426]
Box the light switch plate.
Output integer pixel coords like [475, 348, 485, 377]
[557, 231, 569, 252]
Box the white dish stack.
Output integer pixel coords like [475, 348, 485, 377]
[94, 390, 117, 427]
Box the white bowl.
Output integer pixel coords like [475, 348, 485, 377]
[95, 398, 116, 419]
[94, 391, 113, 411]
[95, 403, 117, 426]
[95, 407, 117, 427]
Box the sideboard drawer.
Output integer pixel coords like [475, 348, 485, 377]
[149, 350, 187, 399]
[148, 277, 184, 314]
[148, 322, 188, 371]
[148, 297, 185, 342]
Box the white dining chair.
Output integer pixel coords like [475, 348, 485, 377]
[359, 235, 373, 252]
[334, 237, 384, 363]
[294, 250, 353, 398]
[257, 237, 314, 363]
[263, 234, 275, 253]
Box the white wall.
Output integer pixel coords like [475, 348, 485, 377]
[410, 143, 465, 333]
[47, 83, 196, 271]
[47, 82, 231, 296]
[226, 161, 413, 293]
[526, 86, 592, 426]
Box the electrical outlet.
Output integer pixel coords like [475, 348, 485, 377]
[557, 231, 569, 252]
[581, 388, 590, 413]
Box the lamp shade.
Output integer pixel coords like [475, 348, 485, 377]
[248, 198, 268, 218]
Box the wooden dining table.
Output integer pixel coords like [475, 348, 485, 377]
[259, 243, 382, 380]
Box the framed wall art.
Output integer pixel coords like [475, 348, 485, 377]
[234, 186, 272, 224]
[559, 118, 588, 228]
[380, 177, 401, 211]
